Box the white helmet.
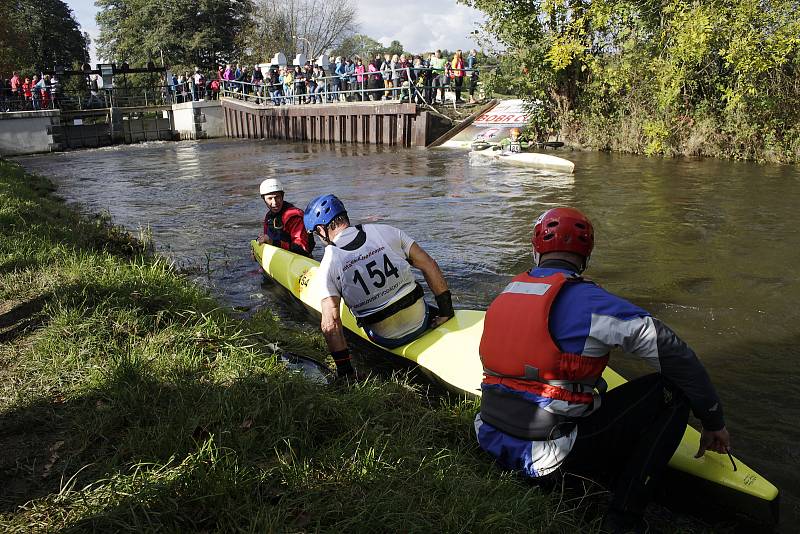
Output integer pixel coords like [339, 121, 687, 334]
[259, 178, 284, 196]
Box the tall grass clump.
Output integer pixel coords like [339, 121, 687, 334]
[0, 159, 603, 532]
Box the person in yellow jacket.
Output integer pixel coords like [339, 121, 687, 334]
[283, 68, 294, 104]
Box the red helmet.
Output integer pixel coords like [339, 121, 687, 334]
[532, 207, 594, 258]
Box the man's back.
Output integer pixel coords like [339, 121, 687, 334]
[319, 224, 417, 318]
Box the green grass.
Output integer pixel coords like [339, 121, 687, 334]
[1, 159, 613, 533]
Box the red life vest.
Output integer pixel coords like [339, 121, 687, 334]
[263, 203, 311, 254]
[480, 272, 609, 405]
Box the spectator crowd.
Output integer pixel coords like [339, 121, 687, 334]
[163, 48, 480, 107]
[1, 48, 481, 112]
[1, 71, 64, 112]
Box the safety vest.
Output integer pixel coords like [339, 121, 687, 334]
[263, 203, 307, 253]
[480, 272, 609, 406]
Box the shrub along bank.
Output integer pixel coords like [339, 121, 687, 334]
[467, 0, 800, 164]
[0, 159, 603, 532]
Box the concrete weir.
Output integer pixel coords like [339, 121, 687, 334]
[0, 99, 453, 156]
[0, 107, 175, 155]
[0, 110, 62, 156]
[221, 98, 450, 147]
[172, 100, 226, 140]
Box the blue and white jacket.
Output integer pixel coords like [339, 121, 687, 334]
[475, 261, 725, 477]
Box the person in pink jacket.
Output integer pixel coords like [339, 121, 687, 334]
[354, 57, 366, 101]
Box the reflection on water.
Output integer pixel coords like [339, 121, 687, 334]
[16, 138, 800, 527]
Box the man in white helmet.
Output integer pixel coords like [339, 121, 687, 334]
[257, 178, 314, 257]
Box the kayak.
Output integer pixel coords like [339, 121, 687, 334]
[253, 240, 486, 396]
[251, 240, 779, 520]
[470, 147, 575, 173]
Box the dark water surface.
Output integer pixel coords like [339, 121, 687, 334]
[17, 138, 800, 527]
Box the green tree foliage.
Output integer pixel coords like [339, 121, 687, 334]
[463, 0, 800, 162]
[95, 0, 254, 71]
[385, 40, 405, 57]
[329, 36, 416, 60]
[332, 34, 385, 60]
[1, 0, 88, 75]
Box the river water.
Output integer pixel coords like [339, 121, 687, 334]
[16, 138, 800, 527]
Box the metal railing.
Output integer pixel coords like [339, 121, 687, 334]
[216, 67, 481, 107]
[0, 67, 484, 113]
[0, 85, 193, 112]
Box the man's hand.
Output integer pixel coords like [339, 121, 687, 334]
[257, 234, 272, 245]
[430, 316, 451, 328]
[335, 357, 355, 377]
[329, 352, 370, 388]
[331, 366, 370, 388]
[695, 426, 731, 458]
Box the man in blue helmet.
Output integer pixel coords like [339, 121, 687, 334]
[303, 194, 455, 377]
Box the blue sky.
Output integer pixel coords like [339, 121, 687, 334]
[64, 0, 485, 64]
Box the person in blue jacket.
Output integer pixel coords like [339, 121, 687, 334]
[476, 207, 731, 533]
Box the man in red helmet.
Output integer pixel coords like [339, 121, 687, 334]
[475, 207, 730, 532]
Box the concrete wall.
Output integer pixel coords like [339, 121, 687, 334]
[0, 110, 60, 156]
[60, 123, 112, 149]
[172, 100, 224, 140]
[221, 98, 428, 147]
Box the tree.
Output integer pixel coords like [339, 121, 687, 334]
[95, 0, 254, 71]
[385, 40, 404, 57]
[0, 0, 26, 74]
[463, 0, 800, 161]
[242, 0, 358, 64]
[1, 0, 88, 74]
[332, 34, 384, 60]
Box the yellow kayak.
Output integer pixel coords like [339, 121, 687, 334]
[252, 240, 779, 517]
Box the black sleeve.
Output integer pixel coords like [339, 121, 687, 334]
[288, 242, 308, 256]
[653, 318, 725, 431]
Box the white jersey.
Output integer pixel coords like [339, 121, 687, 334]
[319, 224, 417, 318]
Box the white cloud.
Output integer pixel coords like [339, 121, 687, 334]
[63, 0, 100, 63]
[65, 0, 485, 65]
[357, 0, 484, 53]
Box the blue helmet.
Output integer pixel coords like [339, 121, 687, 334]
[304, 194, 347, 231]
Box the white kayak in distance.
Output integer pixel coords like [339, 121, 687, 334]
[470, 147, 575, 173]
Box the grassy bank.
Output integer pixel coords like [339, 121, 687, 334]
[0, 159, 608, 532]
[560, 108, 800, 164]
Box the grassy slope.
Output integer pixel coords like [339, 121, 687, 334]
[0, 159, 597, 532]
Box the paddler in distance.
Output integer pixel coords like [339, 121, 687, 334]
[470, 127, 530, 154]
[475, 207, 731, 533]
[257, 178, 314, 258]
[303, 194, 454, 378]
[497, 127, 530, 154]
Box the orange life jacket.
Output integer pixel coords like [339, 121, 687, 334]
[480, 271, 609, 405]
